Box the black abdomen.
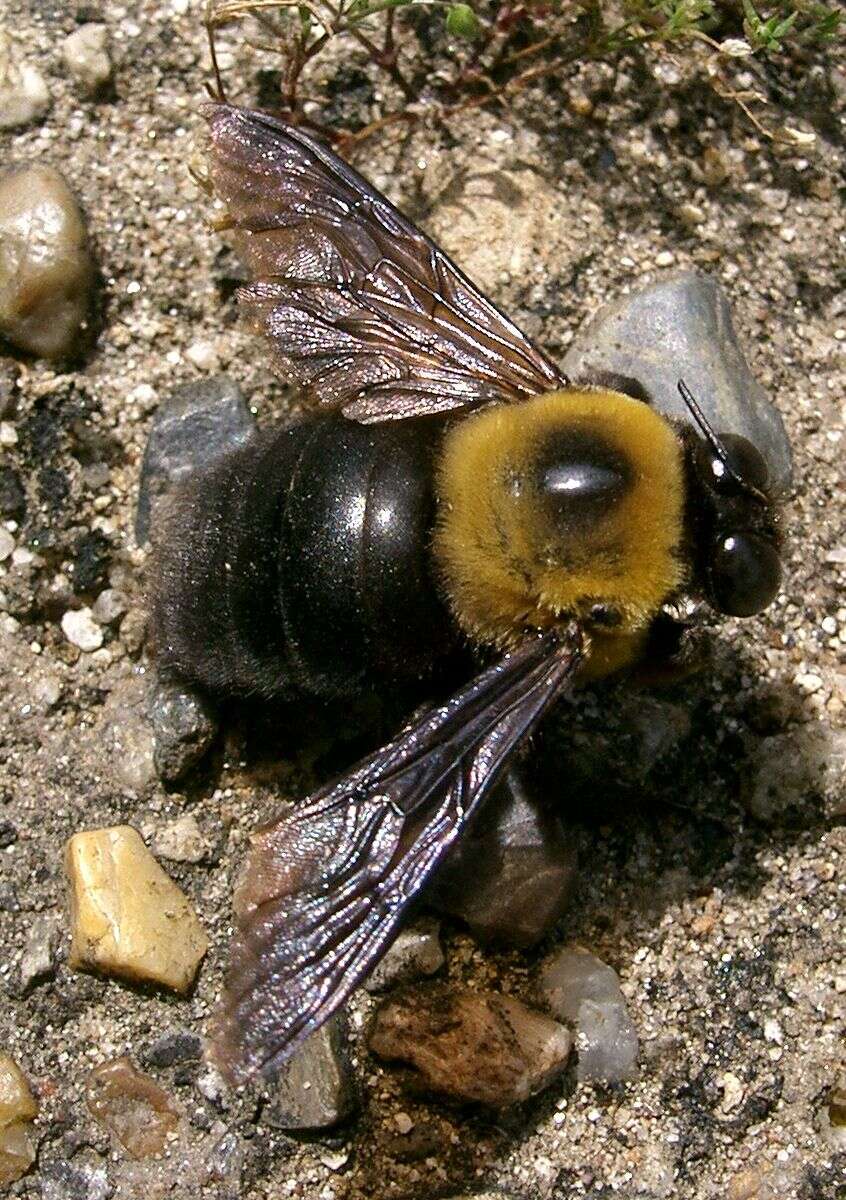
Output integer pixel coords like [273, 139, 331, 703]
[151, 414, 453, 699]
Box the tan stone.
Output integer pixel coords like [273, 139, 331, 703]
[0, 164, 94, 359]
[86, 1057, 179, 1159]
[65, 825, 208, 993]
[0, 1054, 38, 1186]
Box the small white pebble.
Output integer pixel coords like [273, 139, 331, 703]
[61, 607, 104, 652]
[185, 340, 219, 371]
[795, 672, 823, 694]
[780, 227, 796, 244]
[0, 528, 14, 561]
[394, 1112, 414, 1135]
[0, 422, 18, 447]
[763, 1018, 783, 1044]
[655, 250, 675, 267]
[821, 616, 837, 635]
[11, 547, 33, 566]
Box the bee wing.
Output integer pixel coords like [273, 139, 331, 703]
[210, 626, 583, 1084]
[205, 103, 566, 422]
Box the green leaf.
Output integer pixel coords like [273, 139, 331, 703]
[446, 3, 481, 39]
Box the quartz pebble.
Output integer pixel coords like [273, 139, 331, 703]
[91, 587, 128, 626]
[99, 675, 157, 793]
[364, 918, 444, 992]
[266, 1016, 357, 1130]
[0, 34, 49, 129]
[148, 678, 218, 783]
[86, 1057, 180, 1158]
[432, 769, 577, 947]
[0, 527, 13, 562]
[62, 24, 112, 95]
[153, 813, 209, 864]
[0, 1053, 38, 1187]
[65, 824, 209, 993]
[61, 607, 103, 652]
[369, 986, 572, 1106]
[538, 945, 639, 1083]
[0, 166, 94, 359]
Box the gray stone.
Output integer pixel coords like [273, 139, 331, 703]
[431, 769, 577, 948]
[743, 724, 846, 824]
[364, 918, 444, 992]
[265, 1016, 357, 1131]
[562, 270, 792, 495]
[142, 1029, 203, 1069]
[148, 679, 218, 784]
[538, 945, 639, 1083]
[99, 676, 157, 794]
[135, 376, 256, 545]
[40, 1156, 112, 1200]
[19, 913, 60, 991]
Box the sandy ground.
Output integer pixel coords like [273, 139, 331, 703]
[0, 3, 844, 1198]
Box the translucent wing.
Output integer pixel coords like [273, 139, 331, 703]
[205, 103, 566, 422]
[210, 626, 583, 1083]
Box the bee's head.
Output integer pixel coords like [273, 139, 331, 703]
[679, 380, 782, 619]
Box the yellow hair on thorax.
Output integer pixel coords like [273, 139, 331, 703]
[433, 389, 686, 676]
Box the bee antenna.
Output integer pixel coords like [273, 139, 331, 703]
[205, 5, 227, 103]
[677, 378, 764, 500]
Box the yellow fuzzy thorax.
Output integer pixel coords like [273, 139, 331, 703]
[433, 389, 687, 677]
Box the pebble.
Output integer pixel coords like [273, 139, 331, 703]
[39, 1157, 111, 1200]
[655, 250, 675, 267]
[0, 421, 17, 447]
[135, 375, 256, 545]
[265, 1016, 357, 1131]
[61, 24, 112, 96]
[0, 165, 95, 359]
[19, 911, 60, 991]
[0, 35, 49, 130]
[185, 339, 220, 371]
[91, 587, 128, 626]
[61, 607, 104, 652]
[65, 824, 209, 993]
[537, 945, 639, 1083]
[743, 724, 846, 823]
[148, 678, 218, 783]
[141, 1028, 203, 1069]
[562, 270, 793, 494]
[152, 813, 209, 864]
[432, 768, 578, 947]
[369, 986, 572, 1106]
[364, 918, 444, 992]
[0, 528, 13, 562]
[86, 1057, 180, 1158]
[99, 676, 157, 792]
[0, 1053, 38, 1187]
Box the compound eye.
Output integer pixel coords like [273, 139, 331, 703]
[708, 531, 781, 616]
[696, 433, 769, 495]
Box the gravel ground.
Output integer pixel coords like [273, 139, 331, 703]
[0, 3, 844, 1198]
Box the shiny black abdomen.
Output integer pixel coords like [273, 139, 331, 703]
[151, 414, 453, 699]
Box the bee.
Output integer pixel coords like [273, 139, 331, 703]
[150, 103, 784, 1084]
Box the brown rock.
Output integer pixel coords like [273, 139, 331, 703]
[65, 825, 208, 993]
[0, 1053, 38, 1186]
[369, 986, 572, 1106]
[86, 1057, 179, 1159]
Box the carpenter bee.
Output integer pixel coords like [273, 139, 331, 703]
[150, 103, 784, 1083]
